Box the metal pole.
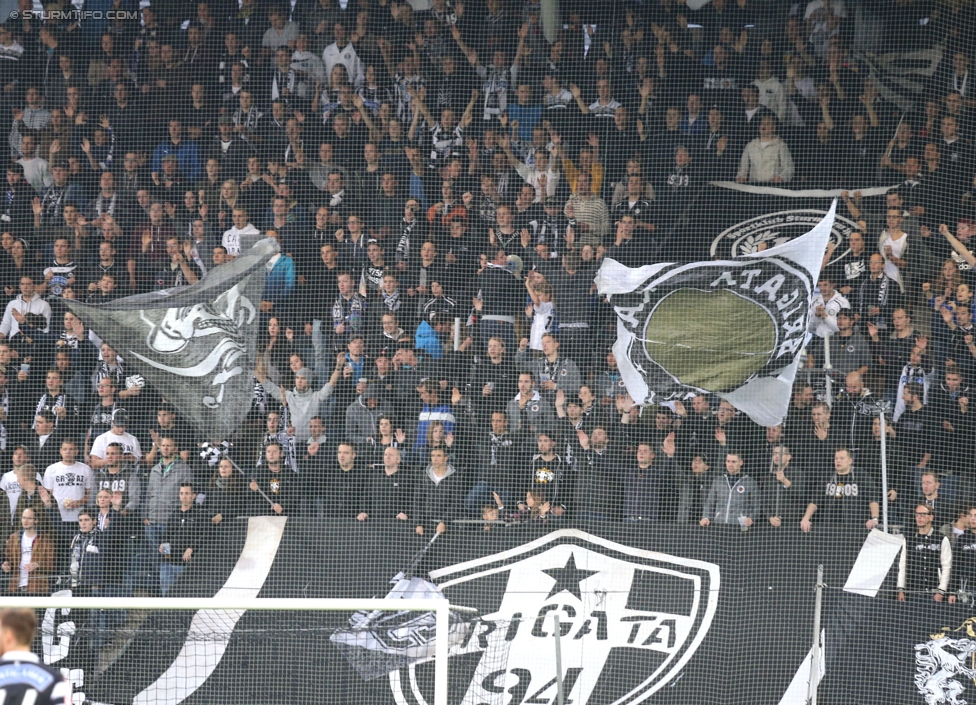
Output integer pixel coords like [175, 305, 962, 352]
[807, 565, 825, 705]
[454, 317, 462, 351]
[879, 409, 889, 533]
[553, 614, 565, 705]
[222, 450, 275, 507]
[434, 599, 450, 705]
[822, 334, 833, 407]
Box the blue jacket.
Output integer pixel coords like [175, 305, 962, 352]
[152, 139, 202, 182]
[415, 320, 442, 359]
[415, 403, 456, 450]
[263, 254, 296, 304]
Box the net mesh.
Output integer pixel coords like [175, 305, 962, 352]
[0, 0, 972, 702]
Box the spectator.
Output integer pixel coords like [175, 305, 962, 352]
[573, 426, 622, 521]
[0, 276, 52, 340]
[157, 483, 203, 596]
[762, 445, 807, 528]
[414, 379, 456, 450]
[91, 488, 125, 595]
[2, 507, 55, 594]
[249, 442, 293, 516]
[624, 435, 677, 523]
[800, 448, 881, 532]
[897, 503, 951, 602]
[142, 437, 193, 589]
[413, 447, 463, 537]
[90, 443, 141, 517]
[68, 510, 104, 596]
[207, 458, 247, 526]
[506, 371, 555, 434]
[700, 450, 761, 528]
[39, 438, 91, 568]
[361, 447, 414, 522]
[563, 172, 610, 247]
[856, 254, 903, 334]
[89, 410, 142, 469]
[256, 354, 342, 443]
[345, 383, 395, 447]
[948, 505, 976, 600]
[735, 115, 794, 183]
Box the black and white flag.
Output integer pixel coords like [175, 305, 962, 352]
[66, 239, 276, 440]
[595, 202, 836, 427]
[856, 45, 944, 112]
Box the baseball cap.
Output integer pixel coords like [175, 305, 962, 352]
[295, 367, 312, 379]
[836, 306, 853, 318]
[112, 409, 129, 426]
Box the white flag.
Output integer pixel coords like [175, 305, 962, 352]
[594, 201, 837, 426]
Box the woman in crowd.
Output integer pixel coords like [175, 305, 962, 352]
[365, 416, 407, 471]
[208, 458, 247, 526]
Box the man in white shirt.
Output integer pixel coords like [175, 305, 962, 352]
[40, 437, 91, 565]
[322, 22, 364, 90]
[16, 134, 52, 194]
[262, 7, 299, 51]
[221, 207, 261, 259]
[0, 275, 52, 339]
[41, 438, 91, 525]
[0, 448, 39, 526]
[89, 409, 143, 469]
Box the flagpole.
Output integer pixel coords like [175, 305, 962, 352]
[221, 450, 277, 507]
[879, 407, 889, 533]
[878, 114, 905, 184]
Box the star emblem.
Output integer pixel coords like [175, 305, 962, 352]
[542, 553, 598, 600]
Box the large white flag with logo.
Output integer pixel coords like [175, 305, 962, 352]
[595, 201, 836, 427]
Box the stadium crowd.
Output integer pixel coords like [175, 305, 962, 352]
[0, 0, 973, 616]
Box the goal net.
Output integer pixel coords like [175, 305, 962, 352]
[5, 594, 506, 705]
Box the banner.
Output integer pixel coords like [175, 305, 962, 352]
[73, 521, 869, 705]
[663, 182, 890, 267]
[66, 239, 276, 440]
[596, 201, 835, 427]
[817, 593, 976, 705]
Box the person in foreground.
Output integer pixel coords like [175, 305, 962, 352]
[0, 607, 71, 704]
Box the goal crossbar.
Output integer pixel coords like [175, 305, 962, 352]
[2, 596, 453, 705]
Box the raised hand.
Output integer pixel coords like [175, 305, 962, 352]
[662, 432, 676, 457]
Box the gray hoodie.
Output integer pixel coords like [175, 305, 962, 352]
[144, 458, 194, 525]
[345, 392, 395, 446]
[261, 372, 336, 443]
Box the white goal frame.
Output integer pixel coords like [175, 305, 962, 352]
[3, 596, 453, 705]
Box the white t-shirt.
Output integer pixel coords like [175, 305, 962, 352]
[881, 232, 907, 285]
[19, 531, 33, 587]
[90, 430, 143, 462]
[1, 469, 42, 520]
[530, 302, 554, 351]
[42, 461, 92, 522]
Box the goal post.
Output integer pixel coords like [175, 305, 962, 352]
[2, 596, 455, 705]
